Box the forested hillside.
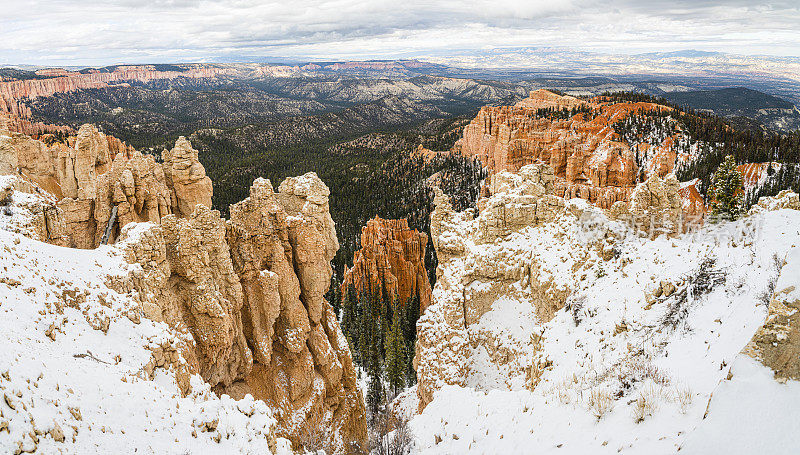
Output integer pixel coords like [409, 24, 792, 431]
[605, 92, 800, 204]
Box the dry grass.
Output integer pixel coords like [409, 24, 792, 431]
[588, 387, 614, 420]
[631, 384, 661, 423]
[671, 384, 694, 414]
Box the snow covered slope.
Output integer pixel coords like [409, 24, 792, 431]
[407, 171, 800, 454]
[0, 188, 293, 454]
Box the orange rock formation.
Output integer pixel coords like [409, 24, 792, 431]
[2, 124, 368, 452]
[342, 216, 433, 313]
[455, 89, 691, 210]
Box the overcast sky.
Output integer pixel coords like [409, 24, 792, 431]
[1, 0, 798, 66]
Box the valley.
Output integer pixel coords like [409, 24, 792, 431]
[1, 57, 800, 455]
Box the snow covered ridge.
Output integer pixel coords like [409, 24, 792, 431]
[407, 165, 800, 454]
[0, 227, 293, 454]
[0, 176, 366, 454]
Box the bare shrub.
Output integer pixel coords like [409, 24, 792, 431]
[615, 358, 670, 398]
[661, 256, 725, 330]
[297, 424, 328, 454]
[758, 253, 784, 306]
[389, 416, 413, 455]
[552, 377, 573, 404]
[565, 295, 586, 327]
[369, 408, 413, 455]
[672, 384, 694, 414]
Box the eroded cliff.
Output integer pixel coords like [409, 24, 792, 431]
[341, 216, 433, 313]
[454, 89, 693, 211]
[0, 126, 367, 453]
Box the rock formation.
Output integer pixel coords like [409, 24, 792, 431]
[0, 112, 72, 139]
[743, 245, 800, 380]
[741, 190, 800, 380]
[475, 164, 565, 241]
[162, 136, 214, 218]
[454, 89, 686, 210]
[115, 175, 366, 452]
[2, 124, 366, 452]
[418, 163, 613, 409]
[609, 172, 688, 237]
[0, 175, 70, 245]
[416, 163, 715, 411]
[341, 216, 433, 313]
[0, 124, 210, 248]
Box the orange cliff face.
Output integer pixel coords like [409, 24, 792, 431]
[0, 65, 229, 119]
[455, 89, 697, 211]
[738, 162, 780, 190]
[341, 216, 433, 314]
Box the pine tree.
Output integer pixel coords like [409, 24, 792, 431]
[356, 291, 372, 368]
[366, 363, 383, 417]
[710, 155, 744, 222]
[402, 293, 420, 385]
[341, 283, 359, 364]
[384, 301, 407, 397]
[366, 299, 384, 416]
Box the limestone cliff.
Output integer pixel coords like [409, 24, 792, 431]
[225, 176, 365, 450]
[1, 126, 367, 452]
[743, 190, 800, 380]
[417, 163, 710, 410]
[0, 65, 227, 119]
[341, 216, 433, 313]
[418, 163, 601, 409]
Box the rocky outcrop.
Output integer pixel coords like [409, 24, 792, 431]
[742, 245, 800, 381]
[0, 112, 72, 139]
[0, 175, 70, 245]
[162, 137, 213, 218]
[455, 90, 680, 210]
[738, 190, 800, 380]
[115, 174, 366, 453]
[117, 208, 251, 386]
[418, 163, 616, 410]
[475, 164, 565, 241]
[749, 189, 800, 213]
[610, 172, 688, 237]
[341, 216, 433, 313]
[417, 164, 712, 410]
[0, 126, 209, 248]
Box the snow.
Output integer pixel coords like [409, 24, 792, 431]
[680, 356, 800, 455]
[0, 224, 294, 453]
[405, 200, 800, 454]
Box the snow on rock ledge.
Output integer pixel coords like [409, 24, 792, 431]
[411, 163, 800, 453]
[0, 228, 292, 454]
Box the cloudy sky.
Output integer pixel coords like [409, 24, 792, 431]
[1, 0, 798, 66]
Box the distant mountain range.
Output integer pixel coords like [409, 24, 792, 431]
[662, 87, 800, 132]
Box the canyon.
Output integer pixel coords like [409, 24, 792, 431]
[0, 65, 226, 120]
[1, 59, 799, 454]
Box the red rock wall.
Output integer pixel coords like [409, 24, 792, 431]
[0, 65, 228, 119]
[342, 216, 433, 313]
[456, 89, 681, 209]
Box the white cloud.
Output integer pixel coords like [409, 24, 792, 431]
[0, 0, 797, 65]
